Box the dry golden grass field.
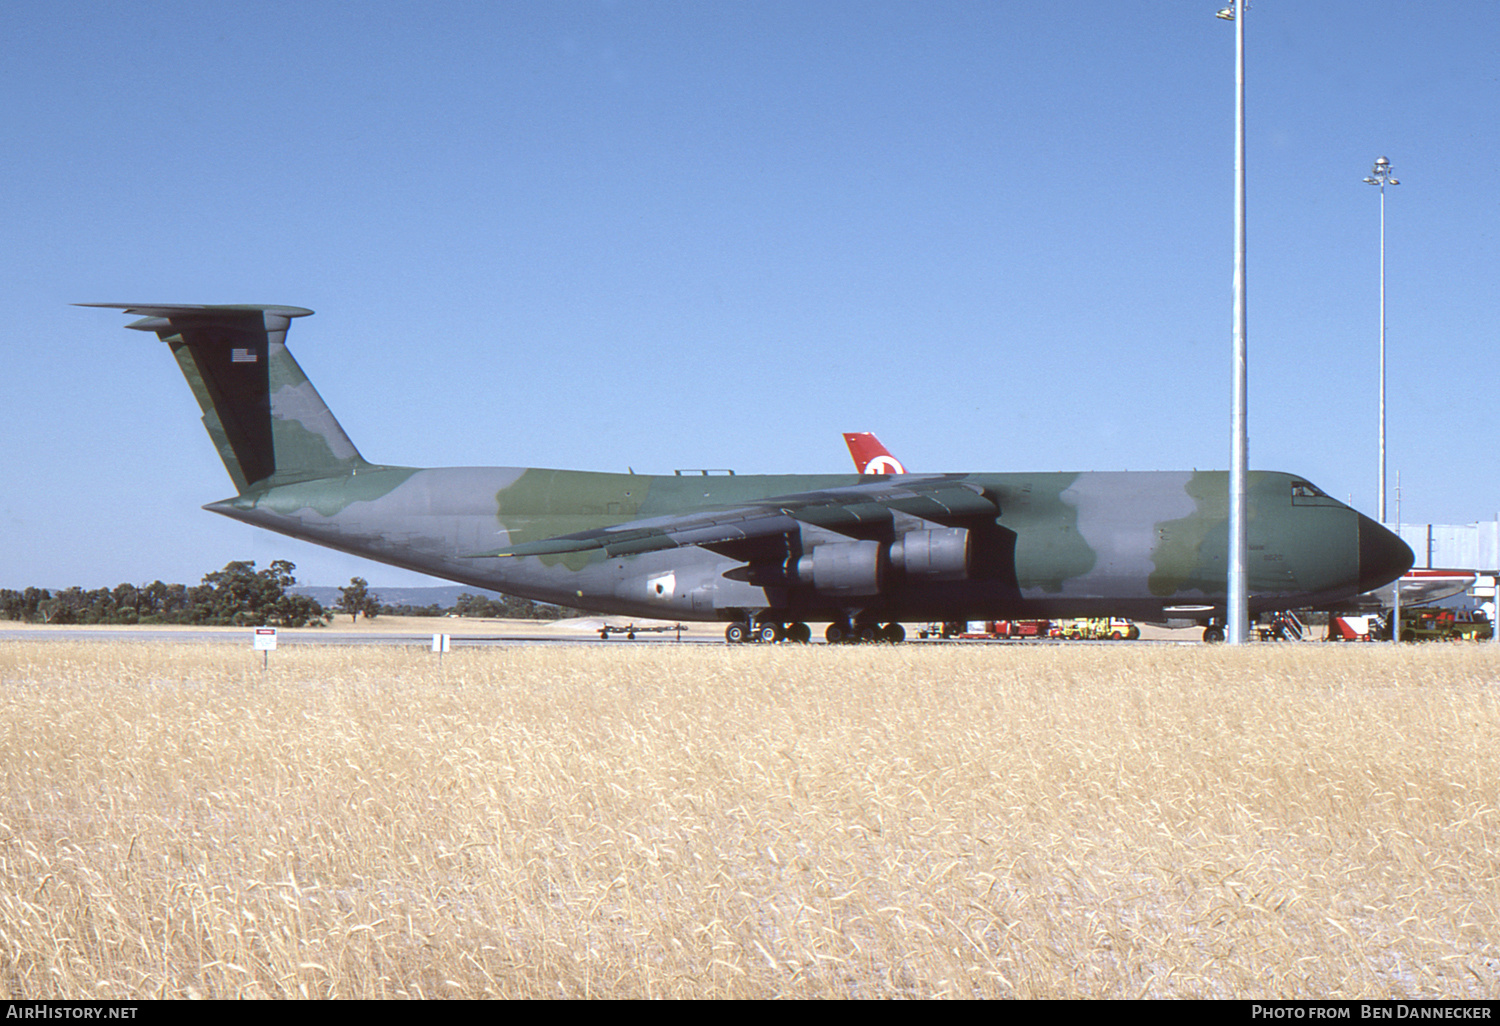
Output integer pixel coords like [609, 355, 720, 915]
[1, 638, 1498, 999]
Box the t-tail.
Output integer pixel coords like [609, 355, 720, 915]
[79, 304, 369, 492]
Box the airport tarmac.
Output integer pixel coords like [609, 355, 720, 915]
[0, 616, 719, 646]
[0, 616, 1207, 646]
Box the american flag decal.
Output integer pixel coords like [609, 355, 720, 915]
[231, 348, 257, 363]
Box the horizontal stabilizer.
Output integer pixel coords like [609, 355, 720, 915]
[77, 302, 314, 321]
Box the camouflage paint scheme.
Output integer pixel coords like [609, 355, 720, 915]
[84, 305, 1412, 630]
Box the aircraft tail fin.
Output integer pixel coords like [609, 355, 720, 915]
[842, 432, 907, 475]
[80, 304, 368, 492]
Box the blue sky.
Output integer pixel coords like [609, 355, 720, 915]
[3, 1, 1496, 589]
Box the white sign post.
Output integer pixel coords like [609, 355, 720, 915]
[253, 627, 277, 670]
[432, 633, 451, 668]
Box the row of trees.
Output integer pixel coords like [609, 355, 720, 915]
[331, 577, 572, 621]
[2, 564, 575, 626]
[449, 591, 574, 620]
[0, 560, 329, 627]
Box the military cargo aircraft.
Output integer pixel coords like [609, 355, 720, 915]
[84, 304, 1413, 643]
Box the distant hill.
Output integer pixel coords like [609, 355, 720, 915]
[291, 585, 504, 610]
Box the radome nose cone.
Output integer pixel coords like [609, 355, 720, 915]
[1358, 513, 1413, 593]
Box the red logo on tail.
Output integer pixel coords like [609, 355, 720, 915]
[842, 432, 907, 475]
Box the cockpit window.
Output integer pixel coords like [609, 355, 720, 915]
[1290, 479, 1339, 507]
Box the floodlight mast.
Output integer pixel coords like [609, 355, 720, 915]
[1363, 156, 1399, 525]
[1218, 1, 1249, 644]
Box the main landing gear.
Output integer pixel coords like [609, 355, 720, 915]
[823, 620, 905, 645]
[723, 616, 906, 645]
[724, 621, 813, 644]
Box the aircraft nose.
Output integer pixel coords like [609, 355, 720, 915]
[1358, 513, 1413, 593]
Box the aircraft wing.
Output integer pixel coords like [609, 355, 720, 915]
[475, 476, 997, 561]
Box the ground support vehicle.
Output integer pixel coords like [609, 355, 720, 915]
[1389, 607, 1493, 642]
[1057, 617, 1141, 640]
[599, 622, 688, 640]
[987, 620, 1058, 639]
[1255, 611, 1306, 641]
[915, 620, 1058, 640]
[1326, 615, 1377, 641]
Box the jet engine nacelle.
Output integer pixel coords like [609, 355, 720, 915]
[792, 528, 973, 596]
[889, 527, 971, 582]
[795, 540, 887, 596]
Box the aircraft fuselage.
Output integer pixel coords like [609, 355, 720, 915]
[207, 464, 1404, 624]
[83, 302, 1411, 630]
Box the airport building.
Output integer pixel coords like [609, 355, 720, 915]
[1391, 520, 1500, 573]
[1389, 520, 1500, 616]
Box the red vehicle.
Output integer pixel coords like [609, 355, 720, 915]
[989, 619, 1058, 638]
[917, 620, 1057, 639]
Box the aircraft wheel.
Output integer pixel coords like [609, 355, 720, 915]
[857, 624, 880, 644]
[725, 623, 748, 644]
[881, 623, 906, 644]
[787, 622, 812, 644]
[1202, 626, 1225, 643]
[755, 623, 781, 644]
[825, 622, 849, 644]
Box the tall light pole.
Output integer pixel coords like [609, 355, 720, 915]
[1218, 3, 1249, 644]
[1363, 156, 1398, 524]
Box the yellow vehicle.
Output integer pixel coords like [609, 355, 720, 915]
[1057, 617, 1140, 640]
